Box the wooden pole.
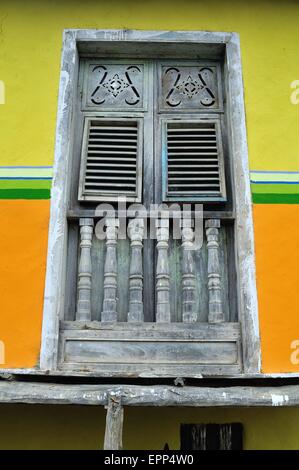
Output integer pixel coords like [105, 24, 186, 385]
[0, 382, 298, 407]
[104, 395, 124, 450]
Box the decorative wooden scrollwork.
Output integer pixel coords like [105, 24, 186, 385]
[85, 63, 144, 109]
[162, 65, 219, 110]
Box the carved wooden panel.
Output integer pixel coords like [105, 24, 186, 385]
[159, 63, 222, 111]
[58, 323, 242, 377]
[82, 61, 147, 111]
[63, 338, 238, 365]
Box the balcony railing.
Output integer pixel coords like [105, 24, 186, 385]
[75, 216, 224, 324]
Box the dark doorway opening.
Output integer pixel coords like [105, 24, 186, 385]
[180, 423, 243, 450]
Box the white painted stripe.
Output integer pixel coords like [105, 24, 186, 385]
[0, 167, 53, 178]
[250, 171, 299, 183]
[0, 166, 298, 183]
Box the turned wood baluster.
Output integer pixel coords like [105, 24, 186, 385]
[76, 218, 94, 321]
[205, 219, 224, 323]
[101, 218, 119, 322]
[127, 218, 144, 322]
[181, 219, 197, 322]
[155, 218, 171, 322]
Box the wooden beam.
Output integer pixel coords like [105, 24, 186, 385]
[67, 209, 235, 221]
[104, 395, 124, 450]
[0, 381, 298, 407]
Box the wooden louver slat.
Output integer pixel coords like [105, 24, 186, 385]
[165, 121, 226, 201]
[79, 119, 142, 202]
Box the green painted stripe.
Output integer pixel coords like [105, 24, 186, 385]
[252, 193, 299, 204]
[0, 179, 52, 190]
[1, 168, 299, 203]
[251, 183, 299, 195]
[0, 189, 51, 199]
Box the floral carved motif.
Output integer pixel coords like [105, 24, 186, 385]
[162, 66, 218, 109]
[87, 64, 144, 108]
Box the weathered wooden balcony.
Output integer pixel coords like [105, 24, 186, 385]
[59, 216, 241, 377]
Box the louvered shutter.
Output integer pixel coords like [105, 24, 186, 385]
[163, 120, 226, 201]
[78, 117, 143, 202]
[78, 60, 147, 202]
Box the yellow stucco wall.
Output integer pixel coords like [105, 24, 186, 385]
[0, 0, 299, 449]
[1, 0, 299, 169]
[0, 405, 299, 450]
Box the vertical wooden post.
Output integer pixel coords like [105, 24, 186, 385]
[156, 218, 171, 322]
[101, 218, 119, 322]
[205, 219, 224, 323]
[181, 219, 197, 322]
[76, 218, 94, 321]
[104, 395, 124, 450]
[128, 218, 144, 322]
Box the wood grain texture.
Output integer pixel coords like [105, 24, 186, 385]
[40, 30, 78, 370]
[127, 218, 144, 322]
[181, 219, 197, 322]
[206, 219, 224, 323]
[63, 339, 238, 365]
[76, 218, 94, 321]
[225, 34, 260, 372]
[0, 381, 298, 407]
[60, 321, 240, 337]
[101, 218, 119, 322]
[58, 322, 241, 377]
[168, 227, 230, 323]
[104, 395, 124, 450]
[155, 219, 171, 322]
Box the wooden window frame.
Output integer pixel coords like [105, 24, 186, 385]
[39, 29, 260, 375]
